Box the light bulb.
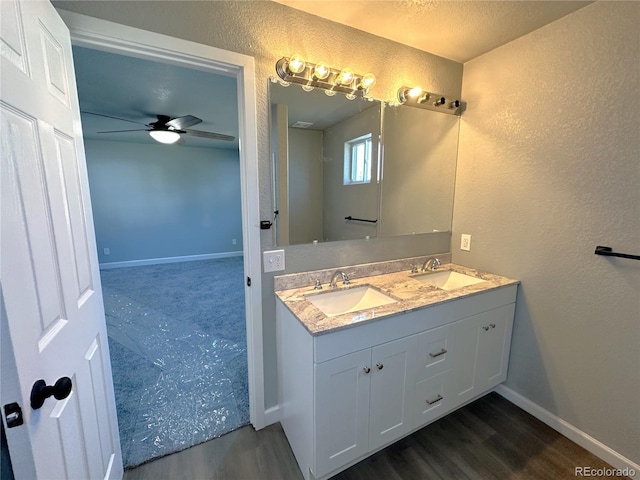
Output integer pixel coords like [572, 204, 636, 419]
[337, 68, 354, 86]
[313, 62, 331, 80]
[408, 87, 422, 98]
[418, 92, 430, 104]
[288, 54, 306, 74]
[359, 73, 376, 90]
[149, 130, 180, 144]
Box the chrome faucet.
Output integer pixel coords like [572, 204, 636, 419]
[329, 270, 350, 288]
[422, 257, 441, 272]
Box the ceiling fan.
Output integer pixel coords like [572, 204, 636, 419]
[82, 111, 235, 144]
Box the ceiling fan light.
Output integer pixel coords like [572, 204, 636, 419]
[149, 130, 180, 144]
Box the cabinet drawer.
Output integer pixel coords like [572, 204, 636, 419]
[415, 324, 454, 381]
[413, 370, 451, 428]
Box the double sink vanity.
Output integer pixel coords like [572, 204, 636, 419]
[275, 256, 519, 480]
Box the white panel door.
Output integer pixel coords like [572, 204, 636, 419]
[0, 1, 123, 478]
[314, 349, 371, 477]
[368, 335, 417, 451]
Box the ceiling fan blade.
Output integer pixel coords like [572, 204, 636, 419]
[183, 129, 235, 141]
[166, 115, 202, 130]
[81, 111, 147, 126]
[96, 129, 149, 134]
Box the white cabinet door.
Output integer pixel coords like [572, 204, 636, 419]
[369, 335, 417, 451]
[476, 303, 515, 392]
[451, 312, 481, 406]
[451, 304, 515, 407]
[315, 348, 371, 477]
[1, 1, 122, 478]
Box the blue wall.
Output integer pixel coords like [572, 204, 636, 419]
[85, 140, 243, 264]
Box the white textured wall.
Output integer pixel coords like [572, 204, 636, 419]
[453, 2, 640, 463]
[288, 128, 323, 244]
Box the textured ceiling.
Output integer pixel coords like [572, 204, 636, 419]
[272, 0, 592, 62]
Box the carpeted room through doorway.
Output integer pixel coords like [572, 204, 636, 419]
[100, 256, 249, 468]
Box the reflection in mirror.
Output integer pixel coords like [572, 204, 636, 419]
[379, 103, 460, 236]
[270, 81, 381, 245]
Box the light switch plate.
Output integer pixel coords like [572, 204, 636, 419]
[461, 234, 471, 251]
[263, 249, 285, 272]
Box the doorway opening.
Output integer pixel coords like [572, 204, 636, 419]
[71, 45, 250, 467]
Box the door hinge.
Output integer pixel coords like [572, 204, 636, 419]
[3, 403, 23, 428]
[247, 276, 251, 287]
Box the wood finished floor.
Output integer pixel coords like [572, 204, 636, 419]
[123, 392, 622, 480]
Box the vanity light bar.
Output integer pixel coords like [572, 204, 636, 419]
[397, 87, 465, 115]
[275, 56, 375, 98]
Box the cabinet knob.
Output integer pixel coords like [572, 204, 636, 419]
[376, 363, 384, 370]
[490, 323, 496, 329]
[363, 366, 371, 374]
[483, 325, 490, 331]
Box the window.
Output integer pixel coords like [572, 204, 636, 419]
[344, 134, 372, 185]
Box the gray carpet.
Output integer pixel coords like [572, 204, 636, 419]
[100, 257, 249, 468]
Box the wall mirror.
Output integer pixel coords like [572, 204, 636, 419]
[269, 81, 460, 246]
[379, 103, 460, 237]
[270, 81, 381, 245]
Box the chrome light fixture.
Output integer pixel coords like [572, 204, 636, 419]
[276, 56, 376, 98]
[397, 86, 464, 115]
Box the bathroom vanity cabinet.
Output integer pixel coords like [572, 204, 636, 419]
[277, 283, 517, 480]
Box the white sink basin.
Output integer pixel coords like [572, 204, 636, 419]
[413, 270, 486, 291]
[306, 285, 396, 317]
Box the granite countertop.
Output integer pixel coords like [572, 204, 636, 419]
[274, 262, 519, 336]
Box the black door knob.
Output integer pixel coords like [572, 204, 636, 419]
[30, 377, 72, 410]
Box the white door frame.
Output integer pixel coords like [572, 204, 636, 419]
[57, 10, 266, 429]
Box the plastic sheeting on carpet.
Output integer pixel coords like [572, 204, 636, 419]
[100, 257, 249, 468]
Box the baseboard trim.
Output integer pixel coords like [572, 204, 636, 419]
[263, 405, 281, 427]
[494, 385, 639, 478]
[99, 251, 243, 269]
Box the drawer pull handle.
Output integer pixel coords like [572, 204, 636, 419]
[376, 363, 384, 370]
[363, 366, 371, 374]
[426, 394, 443, 405]
[429, 348, 447, 358]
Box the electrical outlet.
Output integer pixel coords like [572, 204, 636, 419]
[263, 249, 285, 272]
[103, 248, 110, 255]
[460, 234, 471, 251]
[232, 238, 237, 245]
